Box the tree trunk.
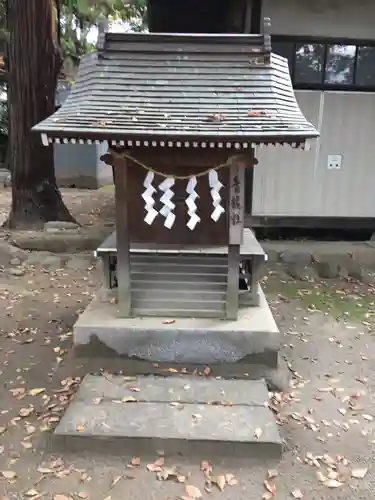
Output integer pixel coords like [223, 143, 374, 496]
[5, 0, 76, 229]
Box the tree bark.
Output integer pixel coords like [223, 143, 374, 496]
[5, 0, 76, 229]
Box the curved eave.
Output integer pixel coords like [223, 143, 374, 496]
[35, 128, 316, 151]
[33, 36, 319, 149]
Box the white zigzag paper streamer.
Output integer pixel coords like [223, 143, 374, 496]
[208, 169, 225, 222]
[159, 177, 176, 229]
[185, 176, 200, 231]
[142, 171, 158, 225]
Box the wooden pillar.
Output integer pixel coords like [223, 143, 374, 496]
[114, 158, 131, 317]
[226, 155, 246, 320]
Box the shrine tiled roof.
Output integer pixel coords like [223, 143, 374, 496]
[33, 30, 319, 149]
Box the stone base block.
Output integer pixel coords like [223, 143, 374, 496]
[73, 286, 281, 367]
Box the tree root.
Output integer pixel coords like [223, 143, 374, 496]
[3, 180, 78, 230]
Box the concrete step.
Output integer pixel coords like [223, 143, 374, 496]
[73, 286, 280, 365]
[74, 357, 290, 392]
[54, 375, 283, 457]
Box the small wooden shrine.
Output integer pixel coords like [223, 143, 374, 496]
[33, 17, 319, 455]
[33, 19, 318, 357]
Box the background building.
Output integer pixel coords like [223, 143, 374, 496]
[253, 0, 375, 229]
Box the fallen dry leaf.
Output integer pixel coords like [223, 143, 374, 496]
[21, 441, 33, 450]
[0, 426, 6, 435]
[254, 428, 263, 439]
[156, 466, 185, 482]
[146, 457, 165, 472]
[146, 463, 162, 472]
[162, 319, 175, 324]
[262, 493, 273, 500]
[37, 467, 54, 474]
[19, 406, 34, 418]
[264, 480, 277, 496]
[206, 113, 225, 122]
[9, 388, 26, 398]
[292, 489, 303, 499]
[327, 470, 338, 480]
[127, 387, 140, 392]
[267, 469, 278, 479]
[324, 479, 343, 488]
[248, 110, 266, 116]
[111, 475, 122, 487]
[215, 475, 226, 491]
[316, 471, 327, 482]
[154, 457, 165, 467]
[130, 456, 141, 467]
[170, 402, 184, 409]
[77, 493, 89, 499]
[185, 485, 203, 499]
[351, 468, 368, 479]
[28, 388, 45, 396]
[200, 460, 212, 473]
[121, 396, 137, 403]
[25, 489, 40, 497]
[54, 495, 74, 500]
[203, 366, 211, 376]
[225, 473, 238, 486]
[1, 470, 17, 480]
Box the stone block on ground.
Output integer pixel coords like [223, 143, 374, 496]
[285, 264, 317, 282]
[65, 254, 97, 270]
[0, 240, 29, 268]
[8, 267, 25, 277]
[24, 251, 53, 266]
[73, 286, 280, 366]
[279, 250, 312, 267]
[54, 375, 282, 457]
[10, 227, 112, 253]
[40, 254, 67, 269]
[44, 221, 79, 232]
[362, 273, 375, 287]
[314, 260, 341, 279]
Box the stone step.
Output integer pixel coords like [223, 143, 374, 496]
[54, 375, 283, 457]
[73, 286, 280, 365]
[76, 358, 289, 393]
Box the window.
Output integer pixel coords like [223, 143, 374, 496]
[356, 46, 375, 86]
[272, 41, 294, 69]
[272, 37, 375, 90]
[295, 43, 324, 84]
[325, 44, 356, 84]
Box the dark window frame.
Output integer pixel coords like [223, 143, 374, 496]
[272, 35, 375, 92]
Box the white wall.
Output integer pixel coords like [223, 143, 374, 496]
[253, 90, 375, 218]
[252, 0, 375, 219]
[263, 0, 375, 39]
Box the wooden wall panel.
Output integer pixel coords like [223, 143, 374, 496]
[121, 149, 231, 246]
